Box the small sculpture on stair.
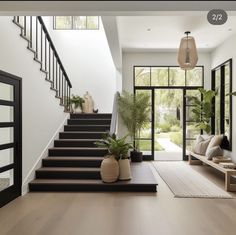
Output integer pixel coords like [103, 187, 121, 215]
[82, 91, 94, 113]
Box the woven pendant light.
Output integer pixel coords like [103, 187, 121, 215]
[178, 31, 198, 70]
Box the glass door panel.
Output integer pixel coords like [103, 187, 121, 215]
[154, 89, 183, 160]
[135, 89, 153, 159]
[185, 89, 202, 156]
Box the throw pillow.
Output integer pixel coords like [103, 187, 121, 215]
[205, 146, 223, 160]
[193, 137, 212, 155]
[206, 135, 223, 156]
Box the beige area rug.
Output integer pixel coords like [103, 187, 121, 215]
[153, 161, 234, 198]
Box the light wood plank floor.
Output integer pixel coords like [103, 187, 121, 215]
[0, 162, 236, 235]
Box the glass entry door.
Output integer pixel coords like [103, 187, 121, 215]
[0, 71, 21, 208]
[135, 89, 154, 160]
[154, 89, 183, 160]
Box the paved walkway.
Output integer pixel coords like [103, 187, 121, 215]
[156, 138, 182, 152]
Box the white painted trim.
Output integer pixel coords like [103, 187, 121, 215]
[21, 114, 69, 195]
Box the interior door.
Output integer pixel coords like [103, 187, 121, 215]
[0, 70, 22, 208]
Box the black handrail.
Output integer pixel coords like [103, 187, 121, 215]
[13, 16, 72, 112]
[37, 17, 72, 88]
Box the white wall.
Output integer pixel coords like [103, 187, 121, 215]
[122, 51, 211, 93]
[43, 17, 117, 113]
[211, 33, 236, 162]
[0, 17, 68, 192]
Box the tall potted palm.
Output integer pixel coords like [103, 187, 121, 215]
[118, 91, 150, 162]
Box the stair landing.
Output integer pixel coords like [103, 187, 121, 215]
[29, 163, 158, 192]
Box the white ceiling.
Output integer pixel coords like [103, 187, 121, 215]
[117, 14, 236, 52]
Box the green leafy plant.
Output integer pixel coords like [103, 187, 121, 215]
[227, 91, 236, 96]
[187, 88, 216, 134]
[95, 133, 133, 160]
[70, 95, 85, 112]
[118, 91, 150, 152]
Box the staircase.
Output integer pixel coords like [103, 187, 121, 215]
[29, 113, 111, 191]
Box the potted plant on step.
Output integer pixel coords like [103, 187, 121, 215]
[118, 91, 150, 162]
[95, 133, 133, 182]
[70, 95, 85, 113]
[187, 88, 216, 134]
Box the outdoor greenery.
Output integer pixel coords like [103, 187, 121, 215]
[134, 66, 203, 87]
[118, 91, 151, 152]
[187, 88, 216, 134]
[139, 140, 164, 151]
[95, 133, 132, 160]
[54, 16, 99, 30]
[170, 132, 182, 146]
[227, 91, 236, 96]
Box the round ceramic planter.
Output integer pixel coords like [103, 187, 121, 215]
[100, 156, 119, 183]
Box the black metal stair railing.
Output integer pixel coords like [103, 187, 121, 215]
[13, 16, 72, 111]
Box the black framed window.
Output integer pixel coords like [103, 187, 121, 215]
[133, 66, 204, 160]
[211, 59, 232, 150]
[134, 66, 204, 88]
[53, 16, 99, 30]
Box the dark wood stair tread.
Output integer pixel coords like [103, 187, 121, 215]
[31, 179, 103, 184]
[49, 147, 107, 150]
[56, 139, 100, 141]
[65, 125, 110, 126]
[60, 131, 107, 133]
[44, 156, 104, 161]
[37, 167, 100, 172]
[69, 119, 111, 121]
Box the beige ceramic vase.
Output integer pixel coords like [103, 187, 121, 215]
[100, 155, 119, 183]
[118, 159, 132, 180]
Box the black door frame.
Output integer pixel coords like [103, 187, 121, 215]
[0, 70, 22, 207]
[133, 65, 204, 161]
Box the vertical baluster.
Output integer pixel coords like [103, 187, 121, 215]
[69, 86, 71, 112]
[45, 36, 47, 72]
[41, 26, 43, 68]
[66, 83, 69, 111]
[61, 73, 64, 102]
[56, 61, 58, 91]
[30, 16, 32, 48]
[24, 16, 27, 36]
[49, 45, 51, 80]
[64, 78, 66, 108]
[52, 53, 55, 87]
[65, 82, 67, 110]
[36, 18, 38, 59]
[17, 16, 19, 23]
[58, 68, 61, 98]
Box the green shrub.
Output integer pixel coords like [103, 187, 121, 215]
[170, 132, 182, 146]
[163, 113, 180, 126]
[159, 122, 171, 132]
[170, 125, 181, 132]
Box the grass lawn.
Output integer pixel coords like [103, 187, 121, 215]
[139, 140, 164, 151]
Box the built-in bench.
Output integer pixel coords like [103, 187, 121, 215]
[189, 152, 236, 192]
